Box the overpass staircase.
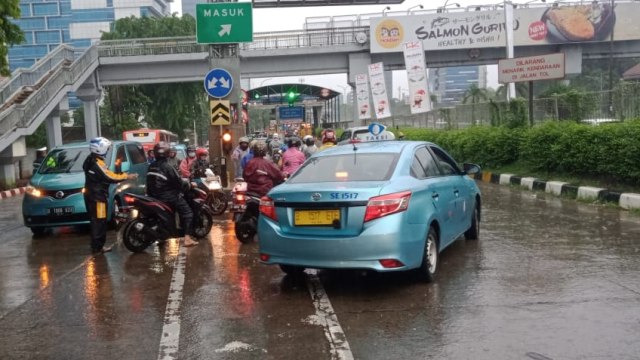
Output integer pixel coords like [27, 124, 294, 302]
[0, 45, 99, 154]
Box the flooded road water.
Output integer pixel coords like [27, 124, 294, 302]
[0, 182, 639, 359]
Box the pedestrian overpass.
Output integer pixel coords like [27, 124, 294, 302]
[2, 24, 640, 185]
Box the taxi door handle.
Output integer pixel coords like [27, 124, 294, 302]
[432, 192, 439, 199]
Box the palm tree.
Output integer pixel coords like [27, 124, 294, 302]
[495, 83, 528, 100]
[463, 84, 488, 125]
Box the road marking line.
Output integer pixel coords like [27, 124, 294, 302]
[157, 244, 188, 360]
[305, 269, 354, 360]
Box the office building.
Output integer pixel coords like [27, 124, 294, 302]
[9, 0, 173, 71]
[181, 0, 198, 18]
[428, 66, 488, 107]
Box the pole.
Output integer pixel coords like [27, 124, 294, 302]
[528, 81, 534, 127]
[193, 118, 198, 146]
[607, 0, 615, 116]
[504, 1, 516, 100]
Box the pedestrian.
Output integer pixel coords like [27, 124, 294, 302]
[167, 146, 180, 172]
[83, 137, 138, 254]
[231, 136, 250, 179]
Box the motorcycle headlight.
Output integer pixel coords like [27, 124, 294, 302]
[26, 185, 43, 197]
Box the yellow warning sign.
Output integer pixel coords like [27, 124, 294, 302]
[210, 100, 231, 125]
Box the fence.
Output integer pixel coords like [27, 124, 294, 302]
[382, 85, 640, 129]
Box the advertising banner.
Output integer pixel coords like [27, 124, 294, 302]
[403, 41, 431, 114]
[367, 62, 391, 119]
[498, 53, 565, 83]
[355, 73, 371, 120]
[370, 2, 640, 53]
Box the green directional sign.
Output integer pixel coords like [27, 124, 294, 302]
[196, 3, 253, 44]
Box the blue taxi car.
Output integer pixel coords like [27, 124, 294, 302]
[22, 141, 148, 235]
[258, 140, 481, 282]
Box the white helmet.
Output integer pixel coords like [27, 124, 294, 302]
[272, 133, 280, 140]
[89, 137, 111, 157]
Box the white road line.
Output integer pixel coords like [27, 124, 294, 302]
[305, 269, 354, 360]
[157, 245, 188, 360]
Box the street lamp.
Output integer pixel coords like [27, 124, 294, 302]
[437, 2, 460, 13]
[382, 6, 391, 16]
[407, 4, 423, 14]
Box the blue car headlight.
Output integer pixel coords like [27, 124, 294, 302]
[25, 185, 43, 198]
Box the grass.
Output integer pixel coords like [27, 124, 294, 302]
[485, 162, 640, 194]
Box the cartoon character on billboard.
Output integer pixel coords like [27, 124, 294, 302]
[360, 103, 369, 116]
[413, 89, 426, 108]
[377, 100, 387, 115]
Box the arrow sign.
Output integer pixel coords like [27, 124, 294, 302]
[203, 68, 233, 98]
[218, 24, 231, 37]
[210, 100, 231, 125]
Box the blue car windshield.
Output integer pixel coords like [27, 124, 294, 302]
[288, 153, 398, 184]
[38, 147, 96, 174]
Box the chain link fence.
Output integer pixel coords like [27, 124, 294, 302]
[384, 83, 640, 129]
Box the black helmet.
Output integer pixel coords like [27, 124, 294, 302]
[253, 141, 268, 157]
[154, 141, 170, 159]
[186, 145, 196, 152]
[287, 137, 302, 148]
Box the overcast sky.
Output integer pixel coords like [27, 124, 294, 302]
[170, 0, 547, 97]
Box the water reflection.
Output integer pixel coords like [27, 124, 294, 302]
[39, 264, 50, 290]
[83, 257, 117, 341]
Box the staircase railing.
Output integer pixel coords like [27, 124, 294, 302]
[0, 45, 76, 107]
[0, 46, 98, 138]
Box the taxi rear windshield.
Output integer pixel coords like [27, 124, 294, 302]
[288, 153, 398, 183]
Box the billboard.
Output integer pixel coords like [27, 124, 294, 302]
[498, 53, 565, 83]
[403, 41, 431, 113]
[355, 74, 371, 120]
[370, 2, 638, 53]
[368, 62, 391, 119]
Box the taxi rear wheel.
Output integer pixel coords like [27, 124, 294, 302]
[418, 227, 439, 283]
[464, 205, 479, 240]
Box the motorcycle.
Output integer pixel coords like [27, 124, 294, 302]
[120, 183, 214, 253]
[194, 168, 228, 216]
[230, 177, 259, 243]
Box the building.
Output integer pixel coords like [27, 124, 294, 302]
[9, 0, 173, 71]
[428, 66, 488, 107]
[181, 0, 198, 18]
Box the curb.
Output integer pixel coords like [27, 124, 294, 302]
[0, 187, 26, 200]
[475, 172, 640, 211]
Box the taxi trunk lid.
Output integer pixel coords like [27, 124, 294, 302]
[269, 182, 384, 237]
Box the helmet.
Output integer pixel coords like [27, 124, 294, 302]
[304, 136, 315, 147]
[89, 137, 111, 157]
[154, 141, 170, 159]
[321, 129, 336, 144]
[287, 137, 302, 148]
[239, 136, 250, 144]
[196, 148, 209, 157]
[169, 146, 177, 153]
[272, 133, 280, 140]
[253, 141, 268, 157]
[187, 145, 196, 157]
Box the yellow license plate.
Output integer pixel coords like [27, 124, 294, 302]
[294, 209, 340, 226]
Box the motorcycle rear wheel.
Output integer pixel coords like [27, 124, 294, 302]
[122, 219, 152, 253]
[234, 216, 257, 243]
[209, 192, 228, 215]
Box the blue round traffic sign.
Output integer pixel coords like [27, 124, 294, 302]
[204, 68, 233, 98]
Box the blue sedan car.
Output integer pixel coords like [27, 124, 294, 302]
[258, 140, 481, 282]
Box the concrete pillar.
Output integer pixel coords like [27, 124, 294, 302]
[46, 113, 63, 149]
[82, 99, 100, 139]
[0, 137, 27, 187]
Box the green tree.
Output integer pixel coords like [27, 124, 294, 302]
[100, 14, 208, 139]
[463, 84, 488, 125]
[495, 83, 528, 100]
[1, 0, 25, 76]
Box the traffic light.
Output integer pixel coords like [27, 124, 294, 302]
[222, 129, 232, 154]
[287, 90, 296, 107]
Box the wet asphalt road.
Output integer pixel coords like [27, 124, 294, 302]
[0, 181, 639, 360]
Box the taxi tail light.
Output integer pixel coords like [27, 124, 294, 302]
[364, 191, 412, 222]
[259, 253, 270, 261]
[235, 192, 246, 205]
[379, 259, 405, 268]
[259, 196, 277, 221]
[124, 195, 136, 204]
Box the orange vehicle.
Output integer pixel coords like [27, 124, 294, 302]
[122, 128, 178, 153]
